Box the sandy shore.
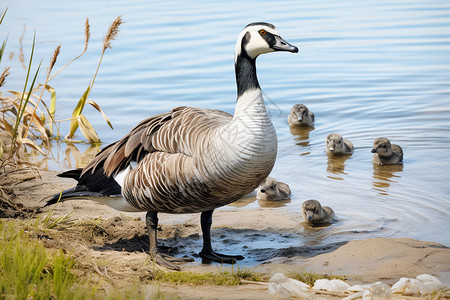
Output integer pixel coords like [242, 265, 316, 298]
[2, 167, 449, 299]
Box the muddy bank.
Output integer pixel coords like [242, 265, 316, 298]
[1, 168, 449, 299]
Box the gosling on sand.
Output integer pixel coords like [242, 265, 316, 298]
[326, 133, 354, 155]
[288, 104, 315, 127]
[302, 199, 335, 224]
[371, 137, 403, 165]
[257, 177, 291, 201]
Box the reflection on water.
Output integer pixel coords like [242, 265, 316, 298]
[258, 198, 291, 208]
[290, 126, 314, 149]
[372, 164, 404, 195]
[229, 195, 291, 208]
[326, 154, 351, 179]
[64, 143, 100, 170]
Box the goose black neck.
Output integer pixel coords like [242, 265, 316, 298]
[235, 53, 260, 99]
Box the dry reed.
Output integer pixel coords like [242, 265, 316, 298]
[0, 67, 9, 87]
[48, 18, 90, 82]
[84, 17, 90, 51]
[47, 44, 61, 77]
[103, 15, 123, 51]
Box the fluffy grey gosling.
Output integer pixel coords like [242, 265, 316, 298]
[326, 133, 354, 155]
[302, 199, 335, 224]
[288, 104, 315, 126]
[257, 177, 291, 201]
[371, 137, 403, 165]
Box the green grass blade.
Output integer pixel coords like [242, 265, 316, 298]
[67, 85, 90, 139]
[13, 59, 42, 139]
[13, 32, 36, 139]
[0, 39, 7, 63]
[0, 8, 7, 24]
[46, 85, 57, 117]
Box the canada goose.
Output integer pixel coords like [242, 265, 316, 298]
[45, 23, 298, 270]
[326, 133, 354, 155]
[371, 137, 403, 165]
[256, 177, 291, 201]
[301, 199, 335, 224]
[288, 104, 314, 127]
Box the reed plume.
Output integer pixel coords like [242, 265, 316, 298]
[48, 18, 90, 82]
[103, 15, 123, 51]
[0, 67, 9, 87]
[66, 16, 122, 142]
[47, 44, 61, 77]
[84, 18, 90, 52]
[23, 43, 62, 141]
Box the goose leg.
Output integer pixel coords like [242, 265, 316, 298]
[199, 209, 244, 264]
[146, 211, 193, 271]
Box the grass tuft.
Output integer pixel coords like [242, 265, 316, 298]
[0, 221, 95, 299]
[288, 268, 345, 286]
[0, 219, 156, 299]
[154, 266, 264, 286]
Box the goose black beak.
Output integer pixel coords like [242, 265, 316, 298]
[273, 35, 299, 53]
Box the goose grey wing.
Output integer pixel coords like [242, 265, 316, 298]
[77, 106, 231, 196]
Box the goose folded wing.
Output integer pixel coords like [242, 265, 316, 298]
[79, 106, 232, 189]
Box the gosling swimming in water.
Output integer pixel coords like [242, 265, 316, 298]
[371, 137, 403, 165]
[302, 199, 335, 224]
[326, 133, 354, 155]
[257, 177, 291, 201]
[288, 104, 315, 127]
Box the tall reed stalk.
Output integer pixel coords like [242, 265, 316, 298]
[0, 13, 121, 166]
[66, 15, 122, 141]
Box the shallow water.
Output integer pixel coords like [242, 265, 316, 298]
[2, 0, 450, 257]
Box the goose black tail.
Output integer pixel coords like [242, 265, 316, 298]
[57, 168, 83, 180]
[45, 167, 121, 207]
[45, 186, 93, 207]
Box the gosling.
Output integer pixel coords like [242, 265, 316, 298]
[326, 133, 354, 155]
[257, 177, 291, 201]
[302, 199, 335, 224]
[371, 137, 403, 165]
[288, 104, 315, 127]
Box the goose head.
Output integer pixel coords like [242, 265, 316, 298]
[371, 137, 392, 156]
[326, 133, 344, 154]
[289, 104, 313, 126]
[234, 23, 298, 97]
[235, 22, 298, 61]
[302, 199, 323, 222]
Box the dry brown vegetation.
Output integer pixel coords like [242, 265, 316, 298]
[0, 11, 119, 170]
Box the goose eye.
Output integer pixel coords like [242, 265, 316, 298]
[259, 30, 266, 36]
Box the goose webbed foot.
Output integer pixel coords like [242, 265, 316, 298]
[146, 211, 194, 271]
[150, 248, 194, 271]
[199, 249, 244, 264]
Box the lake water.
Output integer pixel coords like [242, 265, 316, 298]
[2, 0, 450, 256]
